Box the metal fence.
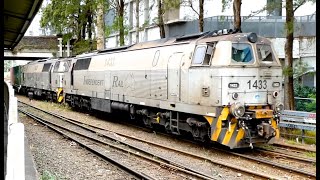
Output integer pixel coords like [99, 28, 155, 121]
[279, 110, 316, 143]
[168, 14, 316, 38]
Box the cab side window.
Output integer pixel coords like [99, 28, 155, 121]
[192, 44, 214, 65]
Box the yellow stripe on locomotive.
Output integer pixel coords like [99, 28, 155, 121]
[205, 105, 279, 149]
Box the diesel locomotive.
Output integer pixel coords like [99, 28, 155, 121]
[11, 30, 284, 149]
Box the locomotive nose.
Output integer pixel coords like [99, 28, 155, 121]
[257, 122, 276, 140]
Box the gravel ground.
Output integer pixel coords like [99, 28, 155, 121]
[20, 113, 132, 180]
[20, 105, 198, 180]
[18, 95, 316, 180]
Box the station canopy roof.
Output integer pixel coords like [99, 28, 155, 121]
[4, 0, 44, 50]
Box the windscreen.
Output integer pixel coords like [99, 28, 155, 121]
[231, 43, 254, 64]
[257, 44, 279, 66]
[53, 61, 70, 72]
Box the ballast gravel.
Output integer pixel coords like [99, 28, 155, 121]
[18, 95, 316, 180]
[20, 113, 132, 180]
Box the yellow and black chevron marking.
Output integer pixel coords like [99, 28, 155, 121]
[205, 105, 279, 149]
[57, 88, 64, 103]
[205, 107, 244, 148]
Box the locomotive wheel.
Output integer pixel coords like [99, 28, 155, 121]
[143, 116, 152, 128]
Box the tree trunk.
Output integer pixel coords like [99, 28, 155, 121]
[233, 0, 242, 32]
[135, 0, 139, 43]
[119, 0, 125, 46]
[157, 0, 165, 38]
[87, 12, 93, 50]
[284, 0, 295, 110]
[199, 0, 204, 32]
[96, 1, 105, 50]
[82, 23, 86, 39]
[77, 12, 81, 40]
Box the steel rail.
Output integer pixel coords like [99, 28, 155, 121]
[18, 105, 215, 180]
[18, 100, 281, 180]
[225, 150, 316, 178]
[271, 143, 316, 153]
[19, 108, 154, 180]
[19, 100, 316, 178]
[255, 148, 316, 164]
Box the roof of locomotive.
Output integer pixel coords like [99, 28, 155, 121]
[97, 31, 270, 54]
[197, 32, 272, 45]
[72, 31, 270, 59]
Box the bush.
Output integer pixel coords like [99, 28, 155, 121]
[293, 82, 316, 112]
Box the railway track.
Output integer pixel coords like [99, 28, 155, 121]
[18, 100, 316, 179]
[269, 143, 316, 153]
[19, 109, 154, 180]
[19, 104, 217, 180]
[254, 147, 316, 163]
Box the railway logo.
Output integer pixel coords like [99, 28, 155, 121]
[112, 76, 124, 87]
[83, 76, 104, 86]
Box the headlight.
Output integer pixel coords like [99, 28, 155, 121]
[230, 102, 245, 118]
[274, 102, 284, 113]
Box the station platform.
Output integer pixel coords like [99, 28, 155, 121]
[4, 81, 38, 180]
[25, 137, 38, 180]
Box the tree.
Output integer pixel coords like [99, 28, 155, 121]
[221, 0, 242, 32]
[154, 0, 180, 38]
[40, 0, 104, 54]
[135, 0, 140, 43]
[284, 0, 295, 110]
[185, 0, 204, 32]
[4, 60, 15, 72]
[108, 0, 126, 46]
[96, 0, 106, 50]
[233, 0, 242, 32]
[283, 0, 315, 110]
[157, 0, 166, 38]
[247, 0, 315, 110]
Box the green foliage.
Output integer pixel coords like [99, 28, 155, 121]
[40, 0, 108, 54]
[282, 128, 316, 145]
[4, 60, 15, 72]
[305, 94, 316, 112]
[293, 60, 309, 78]
[41, 170, 57, 180]
[221, 0, 232, 12]
[72, 39, 97, 55]
[282, 66, 294, 77]
[304, 152, 316, 158]
[294, 82, 316, 112]
[163, 0, 181, 11]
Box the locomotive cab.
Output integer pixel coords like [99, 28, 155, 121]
[193, 32, 283, 148]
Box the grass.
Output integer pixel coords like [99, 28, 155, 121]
[259, 144, 275, 150]
[37, 100, 72, 112]
[304, 151, 316, 158]
[40, 170, 57, 180]
[280, 128, 316, 145]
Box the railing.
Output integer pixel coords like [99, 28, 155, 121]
[167, 14, 316, 38]
[279, 110, 316, 143]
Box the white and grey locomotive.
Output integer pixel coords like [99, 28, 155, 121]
[13, 30, 284, 149]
